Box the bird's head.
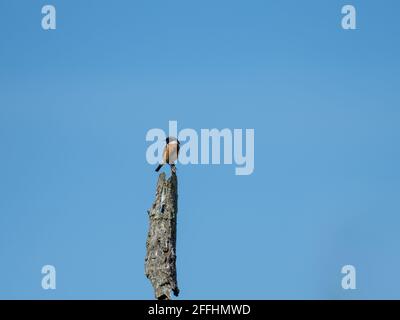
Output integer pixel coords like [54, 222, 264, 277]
[166, 137, 180, 145]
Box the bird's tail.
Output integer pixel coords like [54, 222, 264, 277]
[155, 164, 163, 172]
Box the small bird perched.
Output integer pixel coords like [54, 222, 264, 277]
[155, 137, 180, 173]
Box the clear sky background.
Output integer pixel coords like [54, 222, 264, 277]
[0, 0, 399, 299]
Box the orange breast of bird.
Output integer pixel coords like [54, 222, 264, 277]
[165, 143, 179, 164]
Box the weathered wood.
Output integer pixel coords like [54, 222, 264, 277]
[145, 172, 179, 300]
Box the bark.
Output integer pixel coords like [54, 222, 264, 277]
[145, 172, 180, 300]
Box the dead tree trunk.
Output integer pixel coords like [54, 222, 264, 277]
[145, 172, 180, 300]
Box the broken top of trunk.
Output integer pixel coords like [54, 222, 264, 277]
[145, 172, 179, 300]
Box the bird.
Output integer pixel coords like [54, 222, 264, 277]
[155, 137, 180, 173]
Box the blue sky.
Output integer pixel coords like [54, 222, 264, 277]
[0, 0, 399, 299]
